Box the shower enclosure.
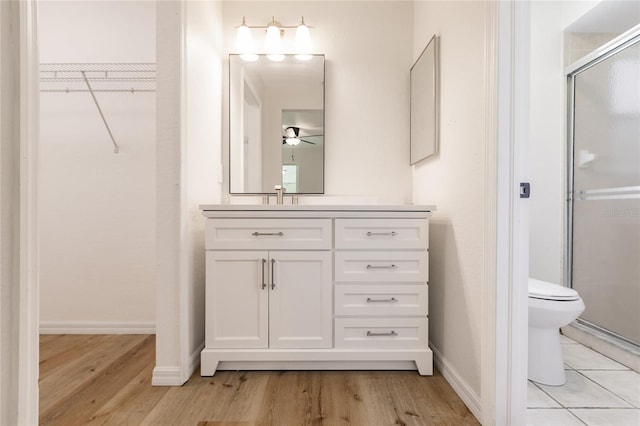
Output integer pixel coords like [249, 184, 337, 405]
[567, 31, 640, 348]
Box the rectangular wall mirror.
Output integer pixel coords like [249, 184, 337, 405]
[229, 54, 325, 194]
[410, 35, 439, 165]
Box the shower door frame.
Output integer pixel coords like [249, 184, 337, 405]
[566, 25, 640, 346]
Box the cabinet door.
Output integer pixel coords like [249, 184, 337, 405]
[269, 251, 332, 349]
[206, 251, 268, 348]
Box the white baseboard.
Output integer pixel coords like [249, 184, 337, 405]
[151, 366, 183, 386]
[39, 321, 156, 334]
[152, 342, 204, 386]
[431, 343, 482, 422]
[186, 341, 205, 382]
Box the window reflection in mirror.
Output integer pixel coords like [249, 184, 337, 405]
[229, 54, 325, 194]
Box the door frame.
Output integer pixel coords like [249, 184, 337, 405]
[5, 1, 40, 424]
[483, 1, 530, 424]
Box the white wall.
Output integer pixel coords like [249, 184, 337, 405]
[412, 0, 487, 406]
[222, 1, 413, 203]
[154, 0, 223, 385]
[185, 0, 224, 381]
[38, 1, 156, 329]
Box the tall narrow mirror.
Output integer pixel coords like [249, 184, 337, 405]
[229, 54, 325, 194]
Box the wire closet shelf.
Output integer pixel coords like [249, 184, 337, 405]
[39, 63, 156, 153]
[40, 62, 156, 93]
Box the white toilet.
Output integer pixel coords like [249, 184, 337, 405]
[528, 278, 585, 386]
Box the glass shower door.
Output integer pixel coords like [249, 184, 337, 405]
[569, 35, 640, 346]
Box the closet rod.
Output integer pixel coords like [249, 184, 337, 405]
[82, 71, 119, 154]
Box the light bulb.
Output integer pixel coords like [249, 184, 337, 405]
[286, 137, 301, 146]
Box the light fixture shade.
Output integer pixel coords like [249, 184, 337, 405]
[240, 53, 259, 62]
[235, 19, 253, 53]
[285, 127, 297, 138]
[285, 137, 301, 146]
[265, 21, 283, 54]
[267, 53, 285, 61]
[295, 17, 312, 56]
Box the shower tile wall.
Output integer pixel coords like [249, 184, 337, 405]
[564, 32, 619, 66]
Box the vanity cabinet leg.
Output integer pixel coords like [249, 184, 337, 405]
[200, 353, 220, 376]
[415, 353, 433, 376]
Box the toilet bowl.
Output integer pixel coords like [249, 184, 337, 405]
[528, 278, 585, 386]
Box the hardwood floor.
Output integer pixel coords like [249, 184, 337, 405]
[40, 335, 480, 425]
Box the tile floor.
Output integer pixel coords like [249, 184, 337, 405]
[527, 334, 640, 426]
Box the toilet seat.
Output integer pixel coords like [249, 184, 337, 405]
[528, 278, 580, 301]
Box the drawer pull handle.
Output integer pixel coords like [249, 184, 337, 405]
[366, 231, 397, 237]
[366, 330, 398, 337]
[366, 297, 398, 303]
[261, 259, 266, 290]
[252, 231, 284, 237]
[366, 264, 397, 270]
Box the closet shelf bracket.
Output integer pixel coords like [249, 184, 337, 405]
[81, 71, 119, 153]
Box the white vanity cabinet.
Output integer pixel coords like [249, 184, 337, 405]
[206, 250, 332, 350]
[200, 205, 434, 376]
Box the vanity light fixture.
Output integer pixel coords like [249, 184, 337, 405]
[235, 16, 313, 62]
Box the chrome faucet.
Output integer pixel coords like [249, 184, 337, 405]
[274, 185, 285, 205]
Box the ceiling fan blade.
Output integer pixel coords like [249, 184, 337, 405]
[301, 139, 315, 144]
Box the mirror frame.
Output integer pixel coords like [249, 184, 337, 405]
[410, 35, 440, 165]
[228, 54, 326, 195]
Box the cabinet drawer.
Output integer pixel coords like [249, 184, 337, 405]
[335, 219, 428, 249]
[334, 251, 428, 282]
[335, 284, 428, 317]
[335, 318, 428, 349]
[205, 218, 331, 250]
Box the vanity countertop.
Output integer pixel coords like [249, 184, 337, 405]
[199, 204, 436, 218]
[200, 204, 435, 212]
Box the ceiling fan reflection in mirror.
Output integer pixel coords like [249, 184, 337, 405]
[282, 126, 323, 145]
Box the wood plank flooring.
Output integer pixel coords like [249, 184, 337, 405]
[40, 335, 480, 425]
